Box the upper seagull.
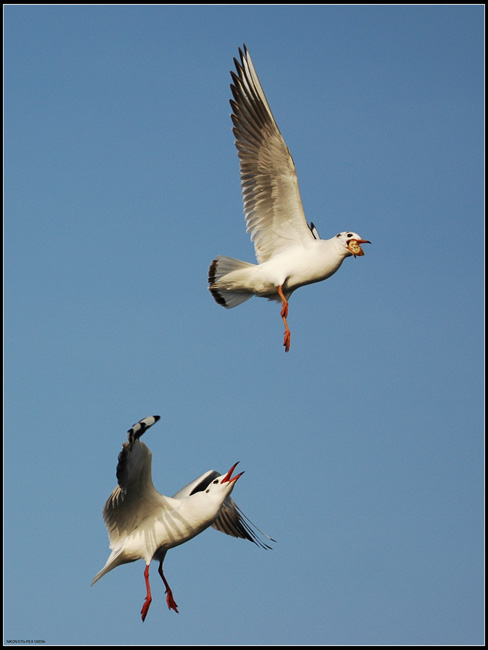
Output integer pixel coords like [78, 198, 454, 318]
[91, 416, 274, 622]
[208, 45, 371, 352]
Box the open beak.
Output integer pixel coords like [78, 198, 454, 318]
[221, 461, 244, 484]
[347, 239, 371, 257]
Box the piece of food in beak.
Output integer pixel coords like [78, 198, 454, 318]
[348, 240, 365, 256]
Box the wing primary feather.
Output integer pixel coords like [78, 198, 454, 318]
[127, 415, 160, 447]
[213, 499, 276, 550]
[234, 503, 276, 549]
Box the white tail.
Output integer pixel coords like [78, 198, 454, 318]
[91, 548, 130, 586]
[208, 256, 255, 308]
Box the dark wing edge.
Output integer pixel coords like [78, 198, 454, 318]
[126, 415, 161, 448]
[188, 471, 220, 495]
[116, 415, 161, 487]
[212, 498, 276, 550]
[309, 222, 320, 239]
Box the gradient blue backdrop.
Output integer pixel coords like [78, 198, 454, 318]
[5, 5, 484, 646]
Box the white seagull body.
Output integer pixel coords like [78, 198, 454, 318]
[208, 45, 371, 352]
[91, 416, 274, 621]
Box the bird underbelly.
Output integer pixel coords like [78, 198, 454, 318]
[258, 254, 343, 296]
[116, 516, 185, 562]
[147, 510, 213, 556]
[285, 267, 337, 291]
[118, 529, 160, 561]
[218, 250, 343, 298]
[284, 255, 344, 291]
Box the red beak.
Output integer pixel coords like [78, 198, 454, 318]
[221, 461, 244, 484]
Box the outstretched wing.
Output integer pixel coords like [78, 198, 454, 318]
[231, 45, 314, 264]
[173, 469, 275, 550]
[212, 497, 275, 550]
[102, 416, 163, 548]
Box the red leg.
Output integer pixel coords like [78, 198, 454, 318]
[141, 564, 152, 622]
[278, 285, 289, 319]
[158, 561, 179, 613]
[277, 285, 291, 352]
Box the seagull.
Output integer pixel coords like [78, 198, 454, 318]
[208, 45, 371, 352]
[91, 416, 274, 621]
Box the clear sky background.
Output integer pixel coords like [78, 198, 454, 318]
[4, 5, 484, 646]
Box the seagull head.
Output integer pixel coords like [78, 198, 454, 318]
[335, 231, 371, 258]
[204, 462, 244, 500]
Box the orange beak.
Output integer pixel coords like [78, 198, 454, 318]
[221, 461, 244, 484]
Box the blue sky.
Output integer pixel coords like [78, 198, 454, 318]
[4, 5, 484, 646]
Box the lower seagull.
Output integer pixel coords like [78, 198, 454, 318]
[91, 415, 274, 621]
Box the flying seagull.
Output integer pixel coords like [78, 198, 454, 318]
[208, 45, 370, 352]
[91, 416, 274, 621]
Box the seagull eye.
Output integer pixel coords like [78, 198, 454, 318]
[347, 233, 353, 238]
[205, 489, 209, 493]
[213, 479, 219, 484]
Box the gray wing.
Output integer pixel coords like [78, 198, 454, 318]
[213, 497, 275, 549]
[102, 416, 165, 548]
[231, 45, 314, 264]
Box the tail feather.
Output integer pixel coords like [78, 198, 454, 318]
[91, 549, 132, 586]
[91, 565, 111, 586]
[208, 256, 254, 309]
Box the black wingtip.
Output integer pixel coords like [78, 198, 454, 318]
[208, 258, 218, 285]
[127, 415, 161, 445]
[234, 44, 250, 75]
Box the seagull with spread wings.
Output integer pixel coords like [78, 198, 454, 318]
[209, 45, 370, 352]
[91, 416, 274, 621]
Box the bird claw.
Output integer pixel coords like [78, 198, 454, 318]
[283, 331, 290, 352]
[141, 596, 151, 622]
[166, 589, 179, 614]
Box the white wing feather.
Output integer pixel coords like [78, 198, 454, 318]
[230, 45, 314, 264]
